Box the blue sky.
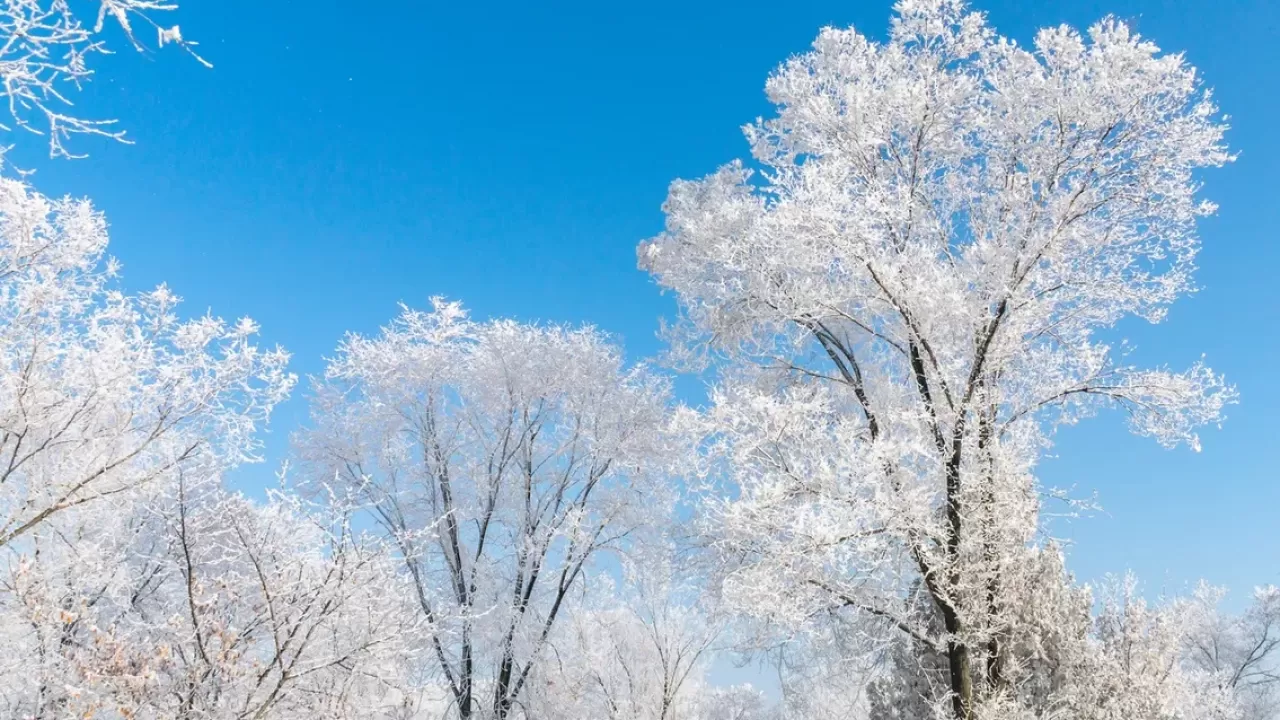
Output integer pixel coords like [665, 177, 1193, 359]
[23, 0, 1278, 606]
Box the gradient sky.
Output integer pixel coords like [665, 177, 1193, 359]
[21, 0, 1278, 610]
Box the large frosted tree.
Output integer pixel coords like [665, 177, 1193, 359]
[0, 178, 293, 550]
[641, 1, 1236, 718]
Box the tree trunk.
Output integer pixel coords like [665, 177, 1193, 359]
[948, 640, 974, 720]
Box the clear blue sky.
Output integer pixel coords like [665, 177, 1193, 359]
[22, 0, 1278, 605]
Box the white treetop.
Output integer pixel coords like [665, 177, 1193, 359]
[0, 178, 294, 550]
[296, 299, 682, 720]
[1186, 584, 1280, 720]
[641, 1, 1236, 717]
[0, 1, 1268, 718]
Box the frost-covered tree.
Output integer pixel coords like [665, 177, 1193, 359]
[0, 178, 293, 550]
[0, 477, 426, 719]
[1185, 585, 1280, 720]
[0, 0, 207, 159]
[697, 684, 776, 720]
[296, 300, 682, 720]
[1067, 575, 1237, 720]
[640, 1, 1235, 718]
[531, 553, 723, 720]
[769, 618, 883, 720]
[865, 552, 1241, 720]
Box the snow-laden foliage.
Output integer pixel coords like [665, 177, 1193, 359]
[0, 1, 1272, 718]
[865, 554, 1244, 720]
[296, 300, 686, 720]
[0, 0, 207, 158]
[0, 480, 427, 719]
[641, 1, 1238, 718]
[0, 177, 294, 551]
[0, 176, 415, 718]
[529, 552, 724, 720]
[1185, 585, 1280, 720]
[0, 0, 207, 159]
[699, 684, 776, 720]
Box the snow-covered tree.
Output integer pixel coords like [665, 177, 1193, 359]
[0, 174, 331, 717]
[865, 552, 1241, 720]
[1185, 585, 1280, 720]
[698, 684, 775, 720]
[0, 177, 293, 550]
[640, 1, 1235, 718]
[1064, 574, 1237, 720]
[530, 552, 723, 720]
[296, 299, 682, 720]
[768, 619, 882, 720]
[0, 477, 427, 719]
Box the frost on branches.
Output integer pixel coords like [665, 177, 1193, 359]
[0, 480, 426, 719]
[0, 176, 419, 717]
[532, 552, 725, 720]
[296, 300, 684, 720]
[641, 1, 1237, 718]
[1185, 584, 1280, 720]
[0, 0, 208, 160]
[0, 178, 293, 550]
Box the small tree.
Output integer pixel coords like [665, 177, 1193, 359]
[296, 299, 681, 720]
[534, 553, 722, 720]
[1186, 584, 1280, 720]
[641, 1, 1235, 717]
